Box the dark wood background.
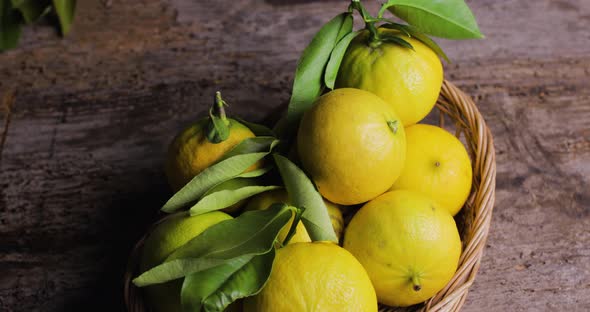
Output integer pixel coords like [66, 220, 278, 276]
[1, 0, 589, 311]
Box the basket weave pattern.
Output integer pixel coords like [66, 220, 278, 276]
[124, 80, 496, 312]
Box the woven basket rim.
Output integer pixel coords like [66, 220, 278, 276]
[124, 80, 496, 312]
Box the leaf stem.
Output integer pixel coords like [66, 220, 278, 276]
[206, 91, 231, 143]
[350, 0, 381, 47]
[214, 91, 229, 125]
[411, 275, 422, 292]
[387, 120, 399, 134]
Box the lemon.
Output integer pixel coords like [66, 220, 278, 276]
[297, 88, 406, 205]
[391, 124, 472, 216]
[140, 211, 232, 312]
[243, 242, 377, 312]
[344, 190, 461, 307]
[165, 118, 257, 192]
[244, 189, 346, 243]
[335, 28, 443, 126]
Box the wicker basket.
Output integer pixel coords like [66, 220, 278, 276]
[124, 80, 496, 312]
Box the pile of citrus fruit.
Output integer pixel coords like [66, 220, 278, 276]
[131, 0, 483, 311]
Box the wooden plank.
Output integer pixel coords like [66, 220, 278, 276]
[1, 0, 589, 311]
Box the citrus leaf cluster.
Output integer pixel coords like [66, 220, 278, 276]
[1, 0, 76, 51]
[285, 0, 483, 128]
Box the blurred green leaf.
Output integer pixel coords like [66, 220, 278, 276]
[52, 0, 75, 35]
[1, 0, 22, 51]
[11, 0, 50, 23]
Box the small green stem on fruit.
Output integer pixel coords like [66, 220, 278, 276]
[214, 91, 229, 126]
[411, 275, 422, 292]
[206, 91, 231, 143]
[387, 120, 399, 134]
[350, 0, 381, 47]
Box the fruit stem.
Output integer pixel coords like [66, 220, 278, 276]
[411, 275, 422, 292]
[206, 91, 231, 143]
[387, 120, 399, 134]
[349, 0, 381, 48]
[214, 91, 229, 125]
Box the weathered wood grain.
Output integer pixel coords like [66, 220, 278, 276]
[1, 0, 589, 311]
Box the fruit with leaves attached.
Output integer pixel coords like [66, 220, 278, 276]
[140, 211, 233, 312]
[243, 242, 378, 311]
[245, 189, 345, 243]
[297, 88, 406, 205]
[344, 190, 461, 307]
[336, 28, 443, 126]
[165, 92, 261, 193]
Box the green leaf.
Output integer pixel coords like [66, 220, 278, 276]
[376, 20, 410, 37]
[52, 0, 76, 35]
[11, 0, 50, 23]
[235, 118, 275, 137]
[281, 206, 305, 246]
[380, 33, 414, 50]
[237, 166, 272, 178]
[133, 257, 233, 287]
[134, 205, 292, 286]
[189, 177, 281, 216]
[286, 12, 351, 128]
[161, 137, 278, 213]
[169, 204, 292, 260]
[324, 30, 359, 89]
[381, 0, 483, 39]
[271, 116, 287, 136]
[273, 154, 338, 243]
[182, 249, 275, 312]
[334, 12, 353, 43]
[1, 0, 22, 51]
[180, 254, 255, 312]
[380, 23, 449, 62]
[219, 136, 279, 161]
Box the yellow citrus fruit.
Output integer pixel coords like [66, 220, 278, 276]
[243, 242, 377, 312]
[245, 189, 346, 243]
[140, 211, 232, 312]
[165, 119, 258, 192]
[335, 28, 443, 126]
[344, 190, 461, 307]
[297, 88, 406, 205]
[391, 124, 472, 216]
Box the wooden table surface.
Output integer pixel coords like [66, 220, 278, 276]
[1, 0, 589, 311]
